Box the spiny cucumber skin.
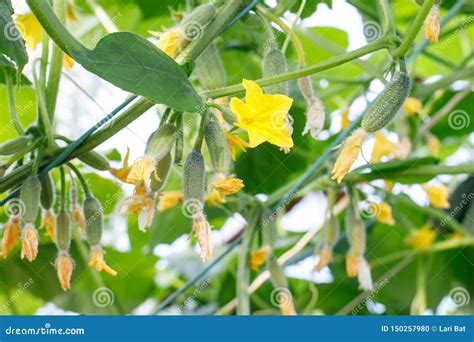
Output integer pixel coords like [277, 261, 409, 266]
[183, 150, 205, 204]
[56, 210, 71, 250]
[205, 120, 231, 174]
[362, 72, 411, 132]
[79, 151, 110, 171]
[0, 136, 31, 155]
[150, 152, 172, 192]
[20, 175, 41, 223]
[40, 173, 55, 210]
[83, 196, 103, 246]
[146, 124, 177, 163]
[263, 49, 288, 95]
[195, 44, 227, 90]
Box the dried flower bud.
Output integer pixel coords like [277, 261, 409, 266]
[345, 206, 366, 256]
[89, 245, 117, 276]
[1, 217, 20, 258]
[302, 96, 325, 138]
[356, 256, 373, 291]
[55, 250, 74, 291]
[298, 76, 314, 100]
[193, 211, 212, 262]
[424, 5, 440, 43]
[42, 208, 56, 241]
[21, 223, 38, 262]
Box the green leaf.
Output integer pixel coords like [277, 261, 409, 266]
[0, 0, 28, 73]
[71, 32, 202, 112]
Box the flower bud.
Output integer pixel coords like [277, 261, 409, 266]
[40, 173, 55, 210]
[262, 49, 288, 95]
[424, 5, 440, 43]
[55, 250, 74, 291]
[150, 152, 172, 192]
[21, 223, 38, 262]
[83, 196, 103, 246]
[1, 217, 19, 258]
[205, 120, 231, 174]
[194, 43, 226, 90]
[0, 136, 31, 155]
[78, 151, 110, 171]
[145, 123, 177, 164]
[20, 175, 41, 224]
[55, 210, 71, 251]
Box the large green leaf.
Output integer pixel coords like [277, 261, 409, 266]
[71, 32, 202, 112]
[0, 0, 28, 73]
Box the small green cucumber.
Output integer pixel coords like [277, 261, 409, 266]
[0, 136, 31, 155]
[262, 49, 288, 95]
[40, 173, 55, 210]
[183, 150, 205, 204]
[78, 151, 110, 171]
[56, 209, 71, 250]
[145, 123, 177, 163]
[83, 196, 103, 246]
[19, 175, 41, 223]
[362, 72, 411, 132]
[205, 120, 231, 174]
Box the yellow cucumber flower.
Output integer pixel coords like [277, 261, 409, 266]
[332, 128, 367, 183]
[151, 28, 182, 58]
[249, 245, 271, 271]
[41, 209, 56, 242]
[428, 135, 440, 157]
[213, 177, 244, 196]
[341, 109, 350, 130]
[225, 131, 248, 160]
[205, 189, 226, 207]
[111, 148, 132, 183]
[425, 5, 440, 43]
[315, 245, 333, 272]
[230, 79, 294, 149]
[345, 249, 358, 278]
[405, 223, 437, 250]
[126, 156, 156, 188]
[374, 202, 395, 226]
[371, 131, 397, 163]
[63, 54, 75, 70]
[403, 97, 423, 115]
[15, 13, 42, 50]
[55, 250, 74, 291]
[423, 184, 450, 209]
[193, 211, 213, 262]
[120, 182, 155, 231]
[1, 217, 20, 258]
[20, 223, 39, 262]
[157, 191, 183, 212]
[89, 245, 117, 276]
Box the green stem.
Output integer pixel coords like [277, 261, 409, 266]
[31, 146, 45, 174]
[27, 0, 87, 54]
[394, 194, 469, 235]
[4, 70, 24, 135]
[256, 4, 305, 66]
[377, 0, 395, 36]
[393, 0, 433, 57]
[59, 166, 66, 210]
[32, 61, 54, 147]
[67, 163, 91, 197]
[45, 0, 66, 120]
[193, 109, 208, 151]
[175, 0, 243, 65]
[201, 37, 390, 98]
[39, 28, 50, 89]
[414, 256, 427, 314]
[415, 66, 474, 98]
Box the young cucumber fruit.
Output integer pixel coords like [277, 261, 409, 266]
[362, 72, 411, 132]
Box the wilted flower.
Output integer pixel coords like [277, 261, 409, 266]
[250, 245, 271, 271]
[356, 256, 374, 291]
[1, 218, 20, 258]
[21, 223, 39, 262]
[302, 97, 325, 138]
[41, 209, 56, 242]
[213, 177, 244, 196]
[332, 128, 367, 183]
[55, 250, 74, 291]
[424, 5, 440, 43]
[193, 211, 213, 262]
[89, 245, 117, 276]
